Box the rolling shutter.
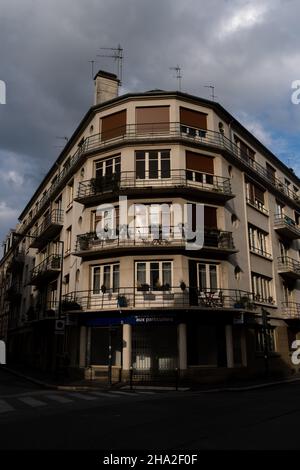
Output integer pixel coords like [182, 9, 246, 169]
[180, 107, 207, 130]
[136, 106, 170, 133]
[101, 110, 127, 141]
[186, 151, 214, 174]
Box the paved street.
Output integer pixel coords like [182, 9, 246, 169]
[1, 368, 300, 450]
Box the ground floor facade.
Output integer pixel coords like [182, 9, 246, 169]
[7, 310, 300, 384]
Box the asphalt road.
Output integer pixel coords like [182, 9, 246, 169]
[0, 368, 300, 451]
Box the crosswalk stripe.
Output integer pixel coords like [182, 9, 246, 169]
[68, 392, 98, 401]
[18, 397, 47, 407]
[134, 391, 156, 395]
[109, 391, 136, 396]
[45, 394, 73, 404]
[89, 391, 118, 398]
[0, 399, 14, 413]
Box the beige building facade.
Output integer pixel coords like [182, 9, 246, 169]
[1, 70, 300, 383]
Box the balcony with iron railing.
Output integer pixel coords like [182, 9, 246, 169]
[281, 302, 300, 320]
[17, 122, 300, 237]
[28, 254, 62, 286]
[278, 256, 300, 280]
[4, 281, 22, 302]
[6, 250, 25, 273]
[30, 209, 64, 249]
[62, 287, 256, 312]
[274, 214, 300, 240]
[74, 227, 237, 257]
[75, 170, 234, 206]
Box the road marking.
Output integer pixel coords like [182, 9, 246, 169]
[109, 391, 136, 396]
[0, 399, 14, 413]
[89, 391, 119, 398]
[134, 391, 156, 395]
[68, 392, 98, 401]
[45, 394, 73, 404]
[18, 397, 47, 407]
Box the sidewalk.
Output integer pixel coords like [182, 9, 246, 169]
[3, 364, 300, 393]
[1, 365, 111, 391]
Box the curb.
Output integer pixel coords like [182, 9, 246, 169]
[198, 377, 300, 393]
[3, 366, 300, 393]
[1, 366, 107, 391]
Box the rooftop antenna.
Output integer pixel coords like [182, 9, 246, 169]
[169, 65, 182, 91]
[88, 60, 95, 80]
[97, 44, 123, 85]
[204, 85, 216, 101]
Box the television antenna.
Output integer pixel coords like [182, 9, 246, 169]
[88, 60, 95, 79]
[204, 85, 216, 101]
[97, 44, 123, 85]
[170, 65, 182, 91]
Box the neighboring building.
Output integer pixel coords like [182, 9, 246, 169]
[1, 70, 300, 383]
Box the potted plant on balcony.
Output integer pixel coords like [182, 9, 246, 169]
[234, 295, 252, 310]
[180, 281, 187, 291]
[139, 283, 150, 292]
[162, 283, 174, 300]
[117, 295, 128, 307]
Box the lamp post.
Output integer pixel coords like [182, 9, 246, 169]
[261, 307, 271, 378]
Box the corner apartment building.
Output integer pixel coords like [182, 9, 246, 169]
[1, 70, 300, 383]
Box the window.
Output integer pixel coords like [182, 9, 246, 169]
[180, 107, 207, 134]
[92, 264, 120, 294]
[135, 150, 170, 180]
[186, 151, 214, 184]
[92, 206, 119, 238]
[136, 261, 172, 291]
[67, 181, 74, 207]
[136, 106, 169, 133]
[197, 263, 219, 292]
[276, 201, 285, 217]
[248, 225, 271, 258]
[64, 274, 70, 295]
[134, 203, 172, 239]
[255, 328, 276, 353]
[266, 162, 276, 182]
[246, 180, 267, 213]
[65, 226, 72, 255]
[101, 110, 126, 141]
[95, 155, 121, 179]
[279, 241, 289, 260]
[283, 283, 293, 304]
[234, 137, 255, 163]
[251, 273, 273, 303]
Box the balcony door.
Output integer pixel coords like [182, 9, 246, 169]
[90, 264, 120, 309]
[134, 203, 172, 242]
[186, 151, 214, 185]
[135, 261, 172, 291]
[94, 155, 121, 188]
[135, 150, 170, 181]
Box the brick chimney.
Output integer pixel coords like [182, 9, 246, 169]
[94, 70, 119, 105]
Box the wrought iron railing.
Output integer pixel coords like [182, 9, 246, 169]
[62, 287, 256, 311]
[274, 214, 300, 237]
[17, 122, 300, 235]
[76, 169, 232, 200]
[278, 256, 300, 274]
[30, 254, 62, 280]
[282, 302, 300, 319]
[75, 228, 235, 253]
[31, 209, 64, 240]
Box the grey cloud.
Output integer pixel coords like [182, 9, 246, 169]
[1, 0, 300, 242]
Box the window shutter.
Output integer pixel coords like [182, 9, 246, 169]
[101, 110, 126, 141]
[136, 106, 170, 133]
[186, 151, 214, 174]
[180, 107, 207, 130]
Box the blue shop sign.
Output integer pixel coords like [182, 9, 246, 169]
[84, 313, 178, 327]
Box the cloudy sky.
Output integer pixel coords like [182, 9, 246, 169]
[1, 0, 300, 243]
